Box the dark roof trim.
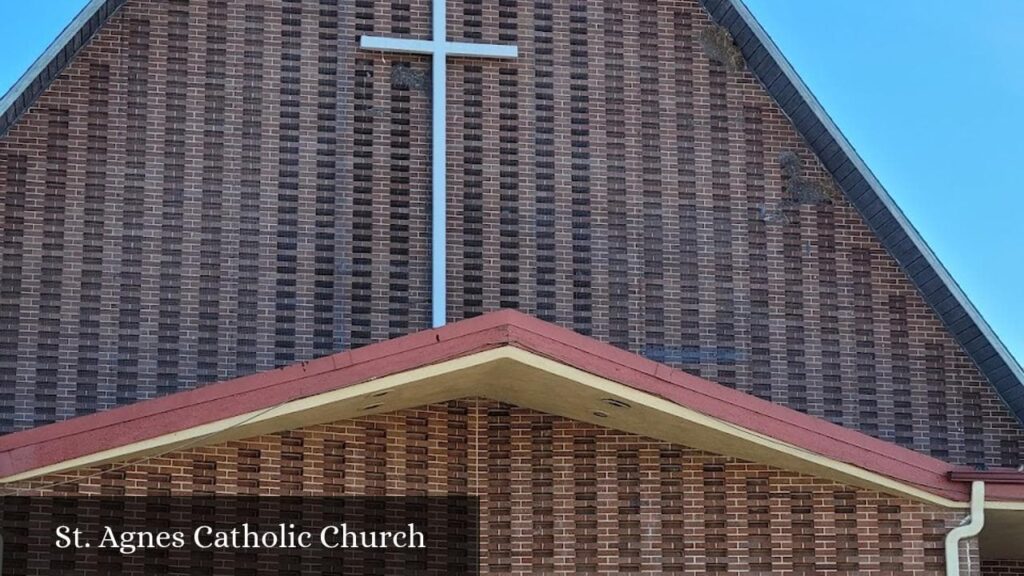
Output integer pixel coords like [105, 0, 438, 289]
[709, 0, 1024, 425]
[949, 469, 1024, 485]
[0, 0, 126, 139]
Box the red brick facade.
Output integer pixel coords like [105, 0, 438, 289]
[6, 400, 972, 575]
[0, 0, 1021, 471]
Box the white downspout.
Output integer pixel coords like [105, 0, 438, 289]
[945, 480, 986, 576]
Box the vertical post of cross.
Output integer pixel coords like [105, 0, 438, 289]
[359, 0, 518, 328]
[430, 0, 448, 329]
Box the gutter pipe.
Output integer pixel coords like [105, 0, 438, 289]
[945, 480, 985, 576]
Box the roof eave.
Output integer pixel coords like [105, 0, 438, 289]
[711, 0, 1024, 425]
[0, 0, 126, 139]
[0, 310, 987, 506]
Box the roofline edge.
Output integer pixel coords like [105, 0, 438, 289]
[723, 0, 1024, 423]
[0, 0, 126, 139]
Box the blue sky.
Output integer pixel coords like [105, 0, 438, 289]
[743, 0, 1024, 365]
[1, 1, 1022, 364]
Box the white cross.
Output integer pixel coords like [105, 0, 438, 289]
[360, 1, 519, 328]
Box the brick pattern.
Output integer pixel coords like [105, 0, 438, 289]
[984, 561, 1024, 576]
[0, 0, 1021, 468]
[5, 401, 969, 575]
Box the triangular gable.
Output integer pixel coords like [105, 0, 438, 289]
[1, 0, 1020, 428]
[1, 310, 1022, 509]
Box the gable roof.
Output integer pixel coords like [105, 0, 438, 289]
[0, 0, 1021, 426]
[1, 309, 1023, 508]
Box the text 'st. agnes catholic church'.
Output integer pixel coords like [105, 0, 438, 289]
[0, 0, 1022, 574]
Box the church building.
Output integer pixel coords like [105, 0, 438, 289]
[0, 0, 1022, 573]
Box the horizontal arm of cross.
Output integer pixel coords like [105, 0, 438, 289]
[360, 36, 518, 59]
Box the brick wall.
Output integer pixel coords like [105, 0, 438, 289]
[5, 400, 972, 575]
[0, 0, 1021, 467]
[984, 561, 1024, 576]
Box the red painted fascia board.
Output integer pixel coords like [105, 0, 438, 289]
[947, 469, 1024, 501]
[0, 308, 1010, 504]
[0, 311, 517, 449]
[950, 469, 1024, 484]
[0, 316, 518, 478]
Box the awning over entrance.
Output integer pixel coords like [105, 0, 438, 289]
[1, 310, 1022, 520]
